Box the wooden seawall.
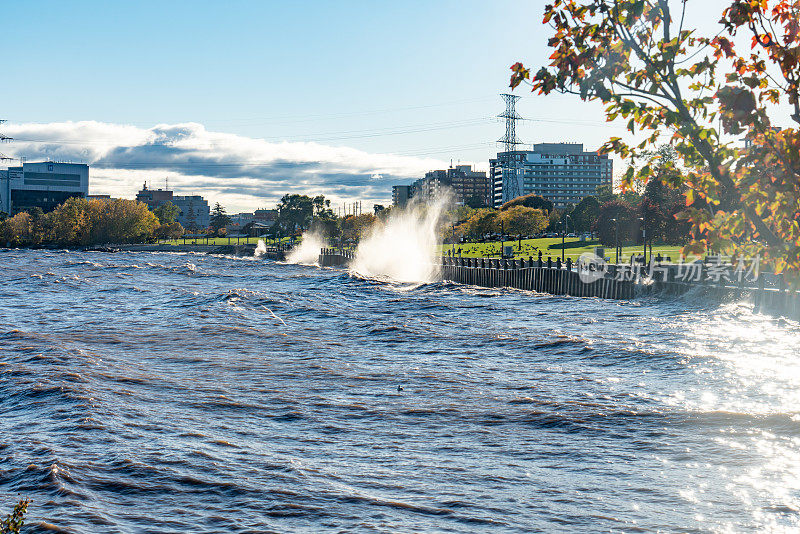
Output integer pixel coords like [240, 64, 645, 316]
[440, 256, 636, 299]
[258, 245, 288, 261]
[318, 248, 355, 267]
[316, 252, 800, 320]
[439, 255, 800, 320]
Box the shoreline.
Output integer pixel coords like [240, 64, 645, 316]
[5, 245, 798, 321]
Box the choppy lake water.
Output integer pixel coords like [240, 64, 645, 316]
[2, 249, 800, 533]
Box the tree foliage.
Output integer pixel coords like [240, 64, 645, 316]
[0, 499, 29, 534]
[0, 198, 159, 247]
[571, 195, 601, 233]
[511, 0, 800, 279]
[500, 193, 554, 213]
[450, 205, 477, 224]
[340, 213, 376, 243]
[154, 221, 184, 240]
[209, 202, 232, 234]
[465, 194, 489, 209]
[153, 201, 180, 225]
[275, 194, 336, 235]
[641, 174, 690, 244]
[500, 206, 549, 236]
[463, 209, 501, 238]
[596, 199, 639, 246]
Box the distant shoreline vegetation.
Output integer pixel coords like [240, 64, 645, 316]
[0, 197, 182, 248]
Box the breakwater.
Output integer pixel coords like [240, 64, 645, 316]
[319, 248, 354, 267]
[441, 256, 635, 299]
[120, 243, 258, 255]
[119, 243, 288, 260]
[318, 251, 800, 320]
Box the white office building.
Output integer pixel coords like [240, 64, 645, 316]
[490, 143, 612, 208]
[0, 161, 89, 214]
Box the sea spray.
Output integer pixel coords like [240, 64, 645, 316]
[254, 240, 267, 257]
[349, 195, 451, 283]
[286, 232, 326, 265]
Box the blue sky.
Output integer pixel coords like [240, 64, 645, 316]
[0, 0, 740, 211]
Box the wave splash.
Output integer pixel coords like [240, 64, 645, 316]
[254, 240, 267, 257]
[286, 232, 326, 265]
[349, 195, 450, 284]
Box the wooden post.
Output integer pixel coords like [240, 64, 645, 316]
[755, 275, 764, 312]
[779, 276, 787, 315]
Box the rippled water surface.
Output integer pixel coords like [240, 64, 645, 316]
[2, 249, 800, 533]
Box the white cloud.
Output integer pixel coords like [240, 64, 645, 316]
[2, 121, 456, 212]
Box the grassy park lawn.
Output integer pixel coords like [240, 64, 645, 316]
[157, 235, 684, 263]
[438, 237, 685, 263]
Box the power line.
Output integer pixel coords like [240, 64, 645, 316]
[7, 117, 494, 146]
[3, 96, 499, 128]
[199, 95, 498, 125]
[0, 119, 13, 161]
[4, 100, 621, 151]
[5, 115, 617, 150]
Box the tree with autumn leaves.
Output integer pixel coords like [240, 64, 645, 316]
[0, 198, 160, 247]
[511, 0, 800, 281]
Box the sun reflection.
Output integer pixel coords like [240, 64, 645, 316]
[643, 301, 800, 530]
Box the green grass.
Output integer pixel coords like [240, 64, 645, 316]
[157, 235, 684, 263]
[438, 237, 684, 262]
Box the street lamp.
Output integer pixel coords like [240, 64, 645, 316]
[500, 220, 505, 258]
[637, 216, 645, 266]
[610, 218, 619, 264]
[561, 214, 572, 262]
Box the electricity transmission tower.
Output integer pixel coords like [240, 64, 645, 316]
[497, 94, 524, 202]
[0, 120, 12, 161]
[497, 93, 523, 152]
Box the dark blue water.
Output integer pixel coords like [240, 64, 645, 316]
[2, 249, 800, 533]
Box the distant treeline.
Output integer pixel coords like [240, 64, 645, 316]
[0, 197, 183, 247]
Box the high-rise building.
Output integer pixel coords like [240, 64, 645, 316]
[392, 164, 491, 207]
[0, 161, 89, 214]
[490, 143, 612, 208]
[414, 170, 449, 202]
[448, 165, 491, 207]
[392, 185, 412, 208]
